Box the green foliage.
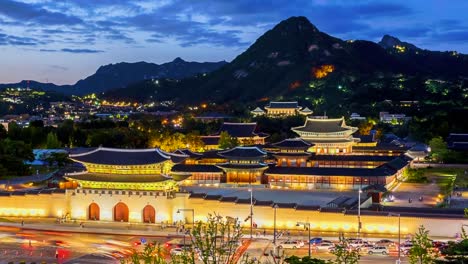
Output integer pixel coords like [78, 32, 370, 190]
[404, 169, 428, 183]
[285, 256, 331, 264]
[120, 243, 167, 264]
[331, 234, 360, 264]
[46, 132, 61, 149]
[0, 139, 34, 177]
[429, 137, 448, 163]
[218, 131, 239, 149]
[438, 239, 468, 263]
[409, 225, 435, 264]
[44, 152, 72, 167]
[191, 213, 243, 264]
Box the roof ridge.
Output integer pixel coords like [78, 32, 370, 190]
[222, 122, 257, 125]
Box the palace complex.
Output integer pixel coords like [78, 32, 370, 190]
[0, 116, 458, 237]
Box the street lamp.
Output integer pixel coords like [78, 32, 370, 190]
[296, 222, 311, 257]
[389, 213, 401, 264]
[177, 208, 195, 229]
[249, 188, 254, 239]
[358, 188, 363, 239]
[273, 204, 279, 245]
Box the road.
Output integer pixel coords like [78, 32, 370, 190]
[0, 219, 451, 263]
[0, 228, 172, 264]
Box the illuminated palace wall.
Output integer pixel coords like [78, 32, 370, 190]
[0, 192, 69, 218]
[0, 191, 466, 237]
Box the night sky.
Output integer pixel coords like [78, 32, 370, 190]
[1, 0, 467, 84]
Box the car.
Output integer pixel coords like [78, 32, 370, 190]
[399, 243, 413, 253]
[368, 246, 388, 255]
[170, 248, 186, 256]
[348, 239, 368, 248]
[374, 239, 395, 247]
[278, 240, 303, 249]
[315, 242, 335, 250]
[309, 237, 323, 244]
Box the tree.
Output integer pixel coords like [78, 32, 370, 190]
[120, 213, 257, 264]
[191, 213, 243, 264]
[185, 131, 205, 152]
[428, 137, 448, 163]
[331, 234, 360, 264]
[45, 152, 72, 167]
[285, 256, 331, 264]
[409, 225, 435, 264]
[218, 131, 239, 149]
[438, 239, 468, 263]
[46, 132, 61, 149]
[0, 139, 34, 177]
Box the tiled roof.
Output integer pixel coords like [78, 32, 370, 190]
[216, 163, 268, 169]
[292, 117, 355, 133]
[447, 133, 468, 144]
[380, 156, 410, 171]
[267, 101, 299, 109]
[313, 155, 394, 162]
[272, 138, 313, 149]
[265, 166, 395, 177]
[171, 164, 223, 173]
[201, 136, 220, 146]
[218, 122, 258, 137]
[219, 147, 267, 158]
[174, 149, 203, 158]
[70, 147, 170, 165]
[199, 150, 223, 159]
[65, 173, 172, 183]
[356, 135, 375, 143]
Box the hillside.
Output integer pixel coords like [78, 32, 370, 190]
[104, 16, 468, 139]
[0, 58, 227, 95]
[105, 16, 468, 108]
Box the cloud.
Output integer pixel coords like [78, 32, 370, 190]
[0, 0, 83, 26]
[60, 48, 104, 53]
[0, 33, 41, 46]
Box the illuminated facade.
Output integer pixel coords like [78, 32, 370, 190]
[271, 138, 312, 167]
[217, 147, 269, 184]
[252, 101, 313, 117]
[292, 117, 359, 154]
[67, 147, 186, 191]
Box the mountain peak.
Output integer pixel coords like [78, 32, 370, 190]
[379, 34, 419, 51]
[274, 16, 319, 33]
[172, 57, 185, 63]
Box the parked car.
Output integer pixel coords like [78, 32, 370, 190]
[315, 242, 335, 250]
[374, 239, 395, 247]
[309, 237, 323, 244]
[368, 246, 388, 255]
[170, 248, 185, 256]
[348, 239, 368, 248]
[400, 243, 413, 254]
[278, 240, 303, 249]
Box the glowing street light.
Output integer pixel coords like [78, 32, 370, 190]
[389, 213, 401, 264]
[177, 208, 195, 229]
[296, 221, 311, 257]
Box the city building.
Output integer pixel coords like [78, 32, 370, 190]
[379, 112, 412, 124]
[447, 133, 468, 151]
[251, 101, 313, 117]
[291, 117, 359, 154]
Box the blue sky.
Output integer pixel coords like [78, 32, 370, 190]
[1, 0, 468, 84]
